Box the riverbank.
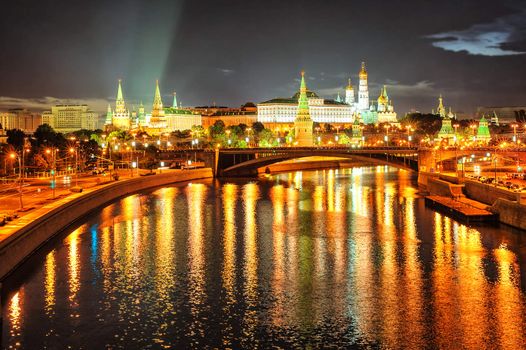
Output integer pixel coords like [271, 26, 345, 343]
[419, 171, 526, 230]
[0, 168, 213, 281]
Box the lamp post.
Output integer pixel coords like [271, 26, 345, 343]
[69, 146, 78, 188]
[406, 125, 413, 146]
[46, 147, 57, 199]
[512, 123, 518, 144]
[10, 147, 28, 210]
[384, 124, 391, 146]
[453, 123, 459, 145]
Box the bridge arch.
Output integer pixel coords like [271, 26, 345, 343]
[216, 148, 418, 177]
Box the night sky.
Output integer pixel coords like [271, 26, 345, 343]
[0, 0, 525, 115]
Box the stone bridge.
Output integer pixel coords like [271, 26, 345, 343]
[158, 146, 526, 177]
[214, 147, 418, 177]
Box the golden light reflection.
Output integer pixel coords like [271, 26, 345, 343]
[44, 250, 56, 314]
[154, 187, 178, 326]
[67, 229, 81, 311]
[270, 184, 286, 326]
[8, 290, 22, 345]
[221, 183, 238, 345]
[242, 183, 259, 341]
[493, 245, 525, 348]
[187, 183, 208, 339]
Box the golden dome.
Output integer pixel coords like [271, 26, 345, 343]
[359, 61, 367, 79]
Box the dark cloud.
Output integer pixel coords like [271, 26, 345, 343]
[426, 5, 526, 56]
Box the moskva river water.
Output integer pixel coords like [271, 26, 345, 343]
[2, 166, 526, 349]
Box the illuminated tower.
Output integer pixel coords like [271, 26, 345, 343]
[377, 85, 388, 112]
[294, 71, 314, 146]
[345, 78, 355, 107]
[111, 79, 131, 130]
[172, 91, 178, 108]
[149, 80, 166, 132]
[437, 95, 446, 118]
[357, 62, 369, 111]
[105, 103, 113, 125]
[476, 115, 491, 143]
[137, 102, 146, 126]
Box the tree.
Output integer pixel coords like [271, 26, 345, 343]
[209, 120, 226, 137]
[338, 133, 352, 145]
[6, 129, 26, 149]
[191, 125, 205, 138]
[34, 124, 59, 147]
[251, 121, 265, 134]
[258, 128, 275, 148]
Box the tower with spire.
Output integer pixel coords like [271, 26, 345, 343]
[148, 80, 166, 133]
[436, 95, 456, 143]
[105, 104, 113, 126]
[476, 115, 491, 144]
[110, 79, 131, 130]
[357, 62, 369, 111]
[345, 78, 355, 110]
[294, 71, 314, 146]
[437, 95, 447, 118]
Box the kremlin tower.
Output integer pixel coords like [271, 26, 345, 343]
[357, 62, 369, 111]
[110, 80, 131, 130]
[148, 80, 167, 134]
[294, 71, 314, 146]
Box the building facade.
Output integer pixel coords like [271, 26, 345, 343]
[42, 105, 99, 133]
[0, 109, 42, 133]
[199, 103, 258, 129]
[258, 62, 397, 127]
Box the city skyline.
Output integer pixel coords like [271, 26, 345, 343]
[0, 0, 525, 115]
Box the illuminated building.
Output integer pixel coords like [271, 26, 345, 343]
[357, 62, 369, 111]
[106, 80, 131, 130]
[476, 115, 491, 143]
[345, 78, 355, 113]
[42, 105, 99, 133]
[0, 109, 42, 133]
[140, 83, 202, 134]
[294, 71, 314, 146]
[351, 117, 363, 144]
[146, 80, 167, 134]
[258, 62, 397, 127]
[164, 92, 202, 131]
[435, 95, 456, 144]
[257, 81, 353, 128]
[199, 103, 257, 128]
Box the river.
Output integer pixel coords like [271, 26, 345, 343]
[1, 166, 526, 349]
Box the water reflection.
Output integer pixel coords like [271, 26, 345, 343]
[2, 167, 526, 349]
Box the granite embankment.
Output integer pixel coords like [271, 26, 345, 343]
[0, 169, 213, 281]
[419, 172, 526, 230]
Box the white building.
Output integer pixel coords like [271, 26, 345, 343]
[257, 89, 354, 128]
[42, 105, 99, 133]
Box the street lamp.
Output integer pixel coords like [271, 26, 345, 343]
[512, 123, 518, 144]
[384, 124, 391, 146]
[46, 147, 57, 199]
[10, 147, 29, 210]
[69, 146, 79, 188]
